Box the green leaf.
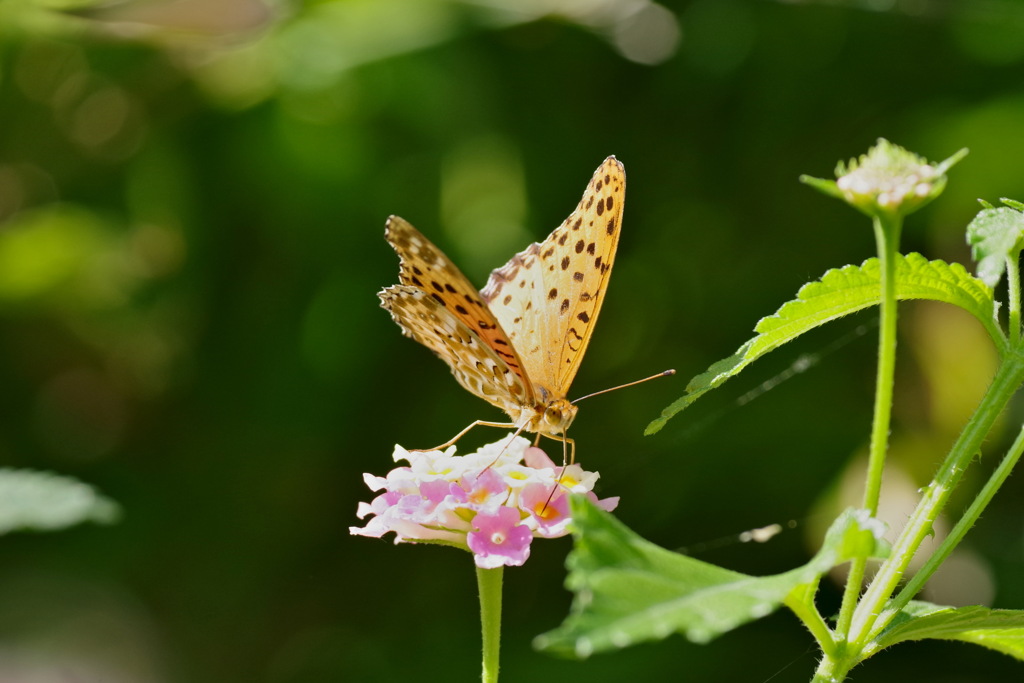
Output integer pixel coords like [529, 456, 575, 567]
[646, 253, 1000, 434]
[0, 469, 120, 535]
[966, 204, 1024, 288]
[873, 601, 1024, 662]
[534, 500, 888, 658]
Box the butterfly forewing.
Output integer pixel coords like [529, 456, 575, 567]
[481, 156, 625, 397]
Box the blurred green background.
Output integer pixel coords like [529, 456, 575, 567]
[2, 0, 1024, 681]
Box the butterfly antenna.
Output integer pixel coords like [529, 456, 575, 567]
[540, 370, 674, 510]
[571, 369, 676, 404]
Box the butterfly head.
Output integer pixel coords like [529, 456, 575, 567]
[539, 397, 578, 436]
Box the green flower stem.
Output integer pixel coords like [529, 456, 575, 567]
[478, 566, 503, 683]
[811, 649, 854, 683]
[869, 419, 1024, 641]
[784, 579, 835, 656]
[863, 212, 903, 516]
[1007, 253, 1021, 345]
[849, 348, 1024, 647]
[836, 212, 902, 636]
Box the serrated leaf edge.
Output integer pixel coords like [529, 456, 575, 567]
[647, 254, 1002, 434]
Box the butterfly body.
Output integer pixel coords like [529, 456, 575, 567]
[379, 156, 625, 442]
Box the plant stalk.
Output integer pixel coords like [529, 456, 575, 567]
[811, 647, 854, 683]
[849, 348, 1024, 645]
[862, 213, 903, 516]
[835, 213, 902, 636]
[1007, 253, 1021, 345]
[478, 566, 504, 683]
[785, 579, 836, 656]
[873, 418, 1024, 638]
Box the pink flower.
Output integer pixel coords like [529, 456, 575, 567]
[467, 507, 533, 568]
[350, 435, 619, 568]
[520, 483, 571, 537]
[453, 468, 507, 510]
[524, 446, 557, 470]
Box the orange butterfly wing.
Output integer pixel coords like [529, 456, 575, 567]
[380, 217, 535, 415]
[380, 157, 625, 436]
[480, 156, 625, 399]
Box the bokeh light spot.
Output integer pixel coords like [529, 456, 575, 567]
[612, 3, 680, 65]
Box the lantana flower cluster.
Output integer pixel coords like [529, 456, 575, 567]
[835, 139, 947, 216]
[802, 138, 966, 220]
[350, 435, 618, 568]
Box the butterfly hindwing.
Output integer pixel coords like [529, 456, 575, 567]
[383, 216, 532, 393]
[379, 285, 532, 414]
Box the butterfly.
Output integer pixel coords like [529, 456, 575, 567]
[379, 156, 625, 454]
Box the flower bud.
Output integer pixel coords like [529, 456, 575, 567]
[802, 139, 966, 220]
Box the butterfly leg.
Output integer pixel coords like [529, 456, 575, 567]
[536, 432, 577, 465]
[413, 419, 517, 453]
